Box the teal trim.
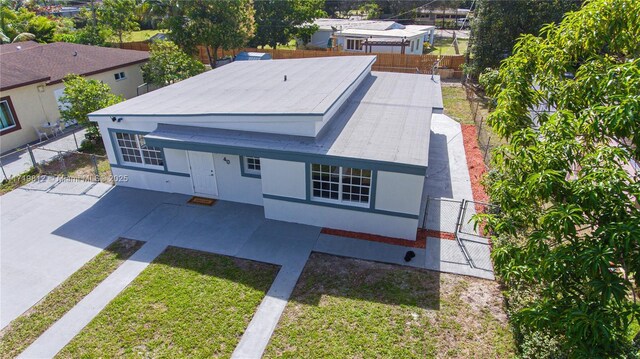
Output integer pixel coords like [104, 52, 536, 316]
[239, 156, 261, 179]
[107, 128, 181, 177]
[263, 194, 419, 220]
[110, 163, 190, 177]
[144, 137, 427, 175]
[370, 169, 378, 210]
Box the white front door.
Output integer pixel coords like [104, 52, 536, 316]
[187, 151, 218, 197]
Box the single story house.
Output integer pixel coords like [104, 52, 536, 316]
[90, 56, 443, 240]
[0, 41, 149, 153]
[306, 18, 436, 55]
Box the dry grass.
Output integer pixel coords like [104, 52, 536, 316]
[264, 253, 514, 358]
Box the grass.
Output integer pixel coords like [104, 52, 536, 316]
[442, 85, 477, 124]
[427, 37, 468, 56]
[114, 29, 165, 43]
[0, 238, 144, 359]
[264, 253, 515, 358]
[0, 167, 38, 196]
[57, 246, 279, 358]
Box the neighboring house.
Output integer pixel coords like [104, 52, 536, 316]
[0, 41, 149, 153]
[90, 56, 443, 240]
[415, 8, 471, 27]
[306, 19, 436, 55]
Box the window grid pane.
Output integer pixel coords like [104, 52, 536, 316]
[114, 132, 163, 167]
[311, 164, 370, 205]
[246, 157, 261, 171]
[311, 164, 340, 200]
[0, 101, 16, 130]
[341, 167, 371, 204]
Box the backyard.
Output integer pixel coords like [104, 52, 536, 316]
[264, 253, 514, 358]
[56, 246, 279, 358]
[427, 37, 468, 56]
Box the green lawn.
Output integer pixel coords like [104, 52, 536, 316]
[57, 246, 279, 358]
[264, 253, 514, 358]
[0, 238, 144, 359]
[442, 85, 476, 124]
[427, 37, 468, 56]
[113, 29, 165, 43]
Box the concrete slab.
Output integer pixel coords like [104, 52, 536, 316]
[0, 185, 174, 329]
[315, 234, 494, 280]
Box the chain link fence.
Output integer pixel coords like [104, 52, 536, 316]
[464, 85, 504, 169]
[0, 127, 113, 185]
[421, 196, 496, 270]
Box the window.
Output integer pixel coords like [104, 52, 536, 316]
[114, 71, 126, 81]
[311, 164, 372, 206]
[0, 99, 17, 132]
[243, 156, 261, 175]
[114, 132, 163, 167]
[346, 38, 363, 51]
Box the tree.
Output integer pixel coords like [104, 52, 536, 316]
[250, 0, 325, 49]
[59, 75, 123, 139]
[98, 0, 139, 45]
[483, 0, 640, 356]
[468, 0, 581, 77]
[141, 40, 205, 87]
[166, 0, 255, 68]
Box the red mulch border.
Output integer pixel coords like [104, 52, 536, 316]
[461, 124, 489, 203]
[321, 228, 457, 249]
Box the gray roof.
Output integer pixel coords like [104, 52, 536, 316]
[92, 56, 377, 116]
[146, 72, 442, 167]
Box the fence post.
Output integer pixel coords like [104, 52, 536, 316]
[91, 155, 100, 183]
[59, 151, 68, 177]
[455, 199, 466, 234]
[72, 129, 79, 150]
[477, 116, 483, 136]
[0, 162, 7, 181]
[422, 196, 430, 229]
[27, 144, 38, 172]
[484, 136, 492, 163]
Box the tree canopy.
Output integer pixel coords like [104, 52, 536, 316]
[59, 75, 123, 138]
[98, 0, 139, 45]
[141, 40, 205, 87]
[250, 0, 325, 49]
[469, 0, 581, 77]
[165, 0, 254, 67]
[483, 0, 640, 356]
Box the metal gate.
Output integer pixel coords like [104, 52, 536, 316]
[421, 196, 494, 270]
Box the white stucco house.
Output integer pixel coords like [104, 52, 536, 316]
[90, 56, 443, 240]
[306, 18, 436, 55]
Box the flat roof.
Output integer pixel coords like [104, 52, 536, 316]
[145, 72, 442, 168]
[92, 56, 377, 117]
[336, 25, 434, 39]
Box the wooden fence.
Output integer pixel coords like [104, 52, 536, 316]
[118, 42, 465, 77]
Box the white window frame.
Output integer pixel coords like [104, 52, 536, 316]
[345, 38, 364, 52]
[113, 132, 164, 169]
[243, 156, 261, 175]
[0, 100, 17, 132]
[114, 71, 126, 81]
[310, 164, 372, 208]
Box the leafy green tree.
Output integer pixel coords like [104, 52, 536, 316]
[250, 0, 325, 49]
[165, 0, 254, 68]
[98, 0, 139, 45]
[59, 75, 123, 138]
[357, 2, 381, 19]
[142, 40, 205, 87]
[469, 0, 581, 77]
[483, 0, 640, 356]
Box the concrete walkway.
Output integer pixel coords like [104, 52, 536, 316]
[19, 241, 168, 358]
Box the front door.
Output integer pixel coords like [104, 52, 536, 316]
[187, 151, 218, 197]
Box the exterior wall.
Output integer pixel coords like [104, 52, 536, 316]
[99, 119, 263, 205]
[264, 198, 419, 239]
[0, 63, 145, 153]
[337, 35, 424, 55]
[308, 29, 332, 48]
[260, 158, 423, 240]
[0, 83, 48, 153]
